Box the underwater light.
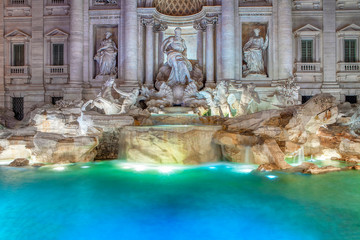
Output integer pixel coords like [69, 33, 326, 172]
[158, 166, 175, 174]
[81, 166, 90, 169]
[134, 165, 148, 172]
[266, 175, 278, 179]
[209, 166, 216, 170]
[53, 166, 65, 171]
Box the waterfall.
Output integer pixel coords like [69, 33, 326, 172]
[244, 146, 251, 164]
[295, 146, 305, 165]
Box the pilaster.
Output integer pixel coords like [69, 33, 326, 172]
[277, 0, 293, 80]
[322, 0, 339, 94]
[66, 0, 84, 100]
[0, 0, 4, 108]
[29, 0, 45, 106]
[203, 16, 217, 87]
[194, 20, 205, 68]
[154, 21, 167, 76]
[221, 0, 236, 81]
[123, 0, 138, 88]
[143, 18, 155, 87]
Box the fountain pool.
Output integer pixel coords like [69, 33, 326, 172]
[1, 161, 360, 240]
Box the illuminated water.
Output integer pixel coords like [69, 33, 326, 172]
[1, 161, 360, 240]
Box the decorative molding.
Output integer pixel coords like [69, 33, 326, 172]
[45, 28, 69, 39]
[5, 29, 31, 41]
[337, 23, 360, 35]
[294, 24, 321, 36]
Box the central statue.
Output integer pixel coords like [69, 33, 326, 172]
[156, 27, 203, 105]
[161, 27, 193, 86]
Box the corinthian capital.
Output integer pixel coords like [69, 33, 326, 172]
[154, 21, 168, 32]
[142, 17, 155, 27]
[202, 15, 218, 26]
[193, 20, 206, 31]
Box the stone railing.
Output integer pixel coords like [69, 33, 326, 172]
[296, 62, 321, 72]
[47, 0, 67, 5]
[5, 66, 30, 76]
[338, 62, 360, 72]
[9, 0, 27, 5]
[45, 65, 69, 75]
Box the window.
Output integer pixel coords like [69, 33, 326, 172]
[345, 95, 357, 104]
[12, 97, 24, 121]
[52, 96, 63, 105]
[52, 44, 64, 66]
[344, 39, 357, 62]
[302, 96, 312, 104]
[301, 40, 313, 63]
[13, 44, 24, 66]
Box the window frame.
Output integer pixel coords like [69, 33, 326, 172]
[301, 39, 314, 63]
[294, 24, 321, 63]
[45, 29, 69, 66]
[344, 39, 357, 63]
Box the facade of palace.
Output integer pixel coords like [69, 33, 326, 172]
[0, 0, 360, 119]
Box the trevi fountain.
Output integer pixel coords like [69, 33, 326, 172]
[1, 1, 360, 239]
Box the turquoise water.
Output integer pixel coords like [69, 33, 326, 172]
[1, 161, 360, 240]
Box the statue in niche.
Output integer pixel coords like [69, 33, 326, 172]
[156, 27, 204, 105]
[94, 32, 118, 76]
[243, 28, 269, 77]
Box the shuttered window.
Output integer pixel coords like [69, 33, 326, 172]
[13, 44, 24, 66]
[52, 44, 64, 66]
[301, 40, 313, 63]
[345, 39, 356, 62]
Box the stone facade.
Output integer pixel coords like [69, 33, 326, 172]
[0, 0, 360, 118]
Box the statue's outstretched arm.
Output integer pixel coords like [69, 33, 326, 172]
[113, 84, 130, 97]
[263, 34, 269, 50]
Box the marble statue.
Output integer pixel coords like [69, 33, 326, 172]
[276, 77, 300, 106]
[113, 85, 140, 114]
[243, 28, 269, 76]
[82, 76, 140, 115]
[161, 27, 192, 86]
[346, 105, 360, 136]
[94, 32, 118, 76]
[139, 82, 174, 111]
[156, 28, 204, 104]
[231, 84, 261, 116]
[197, 81, 233, 117]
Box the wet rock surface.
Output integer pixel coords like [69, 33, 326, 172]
[9, 158, 29, 167]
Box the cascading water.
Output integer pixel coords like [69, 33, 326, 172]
[294, 146, 305, 165]
[244, 146, 252, 164]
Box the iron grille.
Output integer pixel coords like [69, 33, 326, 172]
[12, 97, 24, 121]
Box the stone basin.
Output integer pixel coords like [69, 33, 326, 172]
[121, 125, 222, 164]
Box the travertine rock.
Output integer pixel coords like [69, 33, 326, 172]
[9, 158, 29, 167]
[122, 125, 222, 164]
[257, 163, 279, 171]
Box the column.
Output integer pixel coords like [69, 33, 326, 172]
[123, 0, 138, 87]
[194, 21, 205, 67]
[204, 17, 217, 87]
[154, 22, 168, 70]
[138, 18, 145, 85]
[322, 0, 338, 87]
[221, 0, 236, 81]
[143, 18, 155, 87]
[277, 0, 293, 80]
[66, 0, 84, 100]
